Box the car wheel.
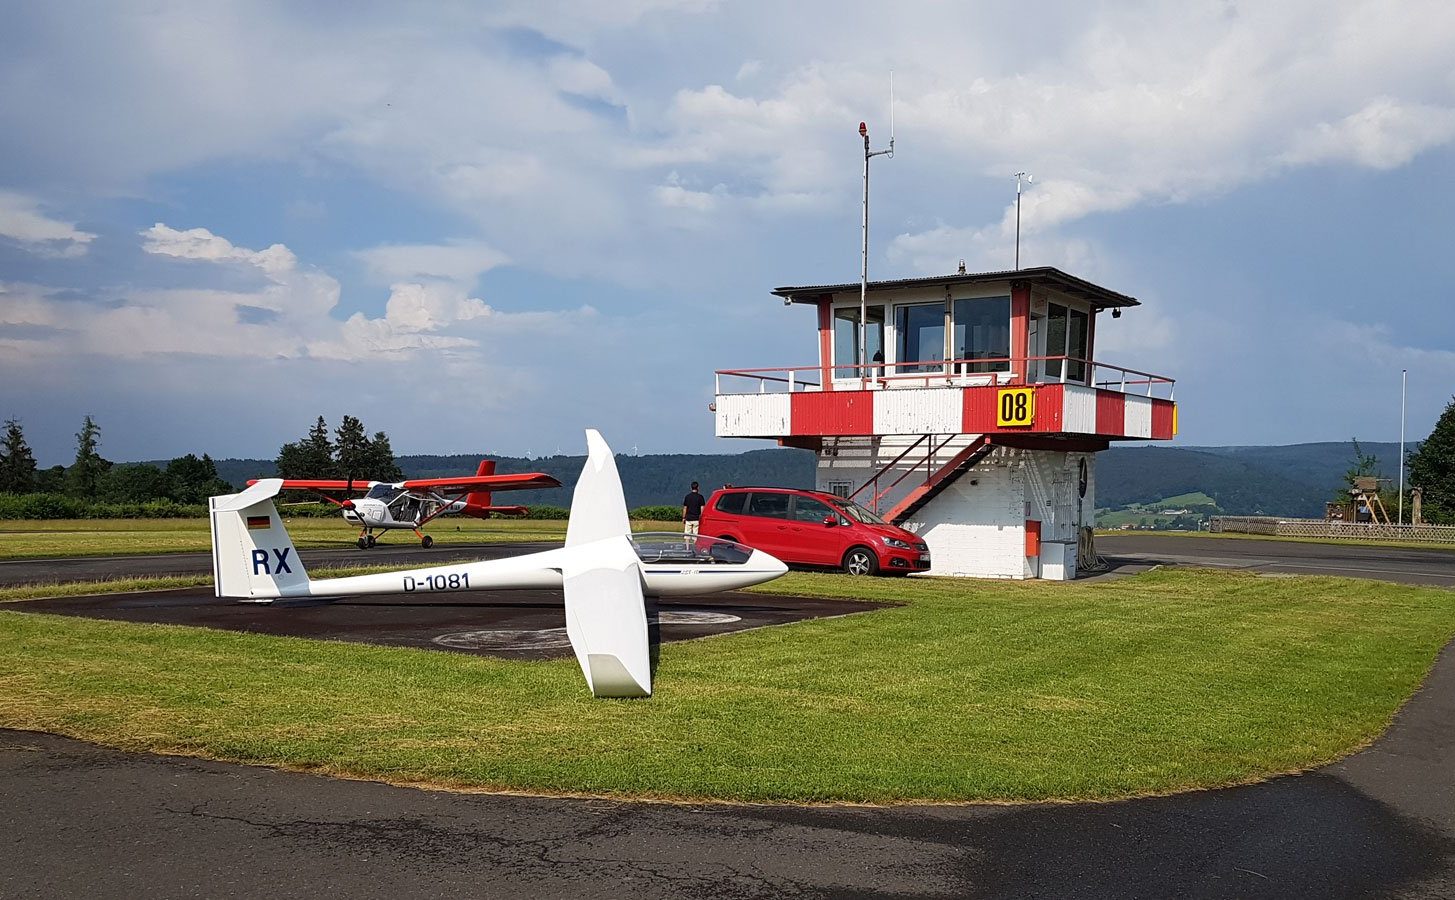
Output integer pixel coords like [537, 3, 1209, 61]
[842, 546, 878, 576]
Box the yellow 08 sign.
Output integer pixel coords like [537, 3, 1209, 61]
[996, 388, 1035, 427]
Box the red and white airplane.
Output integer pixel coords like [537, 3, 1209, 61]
[251, 460, 560, 549]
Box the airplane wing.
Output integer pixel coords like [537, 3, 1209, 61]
[562, 548, 651, 698]
[398, 473, 561, 494]
[246, 479, 372, 492]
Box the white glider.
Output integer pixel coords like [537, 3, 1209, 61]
[208, 429, 788, 698]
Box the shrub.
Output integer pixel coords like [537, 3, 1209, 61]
[630, 505, 680, 521]
[523, 505, 570, 520]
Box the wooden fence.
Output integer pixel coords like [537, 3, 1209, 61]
[1210, 516, 1455, 544]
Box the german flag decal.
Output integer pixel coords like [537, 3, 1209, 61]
[246, 515, 271, 530]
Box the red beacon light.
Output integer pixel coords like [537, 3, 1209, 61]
[858, 121, 867, 137]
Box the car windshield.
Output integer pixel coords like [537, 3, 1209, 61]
[365, 484, 400, 501]
[836, 500, 887, 525]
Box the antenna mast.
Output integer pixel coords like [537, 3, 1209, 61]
[1014, 171, 1033, 270]
[859, 72, 895, 386]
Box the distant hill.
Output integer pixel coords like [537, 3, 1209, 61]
[1097, 440, 1413, 519]
[1097, 447, 1326, 516]
[160, 439, 1411, 519]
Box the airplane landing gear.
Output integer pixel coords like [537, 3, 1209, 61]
[357, 532, 377, 549]
[421, 535, 434, 549]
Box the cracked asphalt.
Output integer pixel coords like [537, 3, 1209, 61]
[3, 637, 1453, 898]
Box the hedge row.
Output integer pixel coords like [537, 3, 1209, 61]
[0, 493, 684, 522]
[0, 493, 210, 519]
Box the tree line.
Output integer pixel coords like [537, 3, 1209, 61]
[276, 416, 402, 482]
[0, 416, 231, 505]
[0, 414, 407, 518]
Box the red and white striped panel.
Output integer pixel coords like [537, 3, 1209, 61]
[718, 384, 1175, 440]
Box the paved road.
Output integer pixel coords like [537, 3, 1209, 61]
[0, 541, 560, 587]
[1098, 533, 1455, 588]
[11, 534, 1455, 590]
[3, 639, 1452, 898]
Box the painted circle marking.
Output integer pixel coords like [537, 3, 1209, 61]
[653, 610, 743, 626]
[433, 628, 572, 651]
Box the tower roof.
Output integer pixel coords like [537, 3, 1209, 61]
[771, 266, 1140, 310]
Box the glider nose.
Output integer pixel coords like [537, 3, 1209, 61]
[748, 548, 789, 580]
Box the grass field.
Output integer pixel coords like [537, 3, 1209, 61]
[2, 568, 1452, 804]
[0, 517, 677, 560]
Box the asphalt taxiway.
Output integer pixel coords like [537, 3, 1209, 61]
[11, 587, 875, 659]
[1097, 533, 1455, 588]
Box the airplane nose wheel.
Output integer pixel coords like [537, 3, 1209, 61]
[358, 533, 377, 549]
[421, 535, 434, 549]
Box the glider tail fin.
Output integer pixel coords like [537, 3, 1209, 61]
[565, 430, 631, 548]
[209, 478, 310, 602]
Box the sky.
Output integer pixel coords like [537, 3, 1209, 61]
[2, 0, 1454, 465]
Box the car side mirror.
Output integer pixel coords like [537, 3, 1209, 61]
[823, 516, 838, 527]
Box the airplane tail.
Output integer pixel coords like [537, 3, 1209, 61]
[460, 459, 529, 518]
[209, 478, 310, 602]
[561, 429, 651, 697]
[462, 459, 494, 513]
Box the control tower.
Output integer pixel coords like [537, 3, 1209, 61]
[713, 267, 1177, 579]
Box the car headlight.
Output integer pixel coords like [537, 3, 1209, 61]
[882, 537, 912, 549]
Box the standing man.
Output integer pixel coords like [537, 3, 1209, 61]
[682, 481, 706, 536]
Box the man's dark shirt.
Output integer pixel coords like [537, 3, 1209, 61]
[682, 491, 706, 521]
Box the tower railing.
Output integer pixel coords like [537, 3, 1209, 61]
[714, 356, 1175, 400]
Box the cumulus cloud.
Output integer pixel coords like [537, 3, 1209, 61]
[0, 224, 572, 365]
[0, 191, 96, 257]
[1281, 98, 1455, 170]
[142, 223, 297, 274]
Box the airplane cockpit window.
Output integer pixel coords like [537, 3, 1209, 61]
[630, 532, 753, 565]
[365, 484, 401, 502]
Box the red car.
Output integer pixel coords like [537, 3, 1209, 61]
[698, 487, 930, 576]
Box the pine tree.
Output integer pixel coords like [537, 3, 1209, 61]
[276, 416, 337, 480]
[65, 415, 110, 497]
[365, 431, 403, 482]
[334, 415, 370, 481]
[1408, 395, 1455, 524]
[0, 419, 38, 493]
[165, 453, 233, 503]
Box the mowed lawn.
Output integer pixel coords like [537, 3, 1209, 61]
[1, 568, 1452, 804]
[0, 517, 676, 560]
